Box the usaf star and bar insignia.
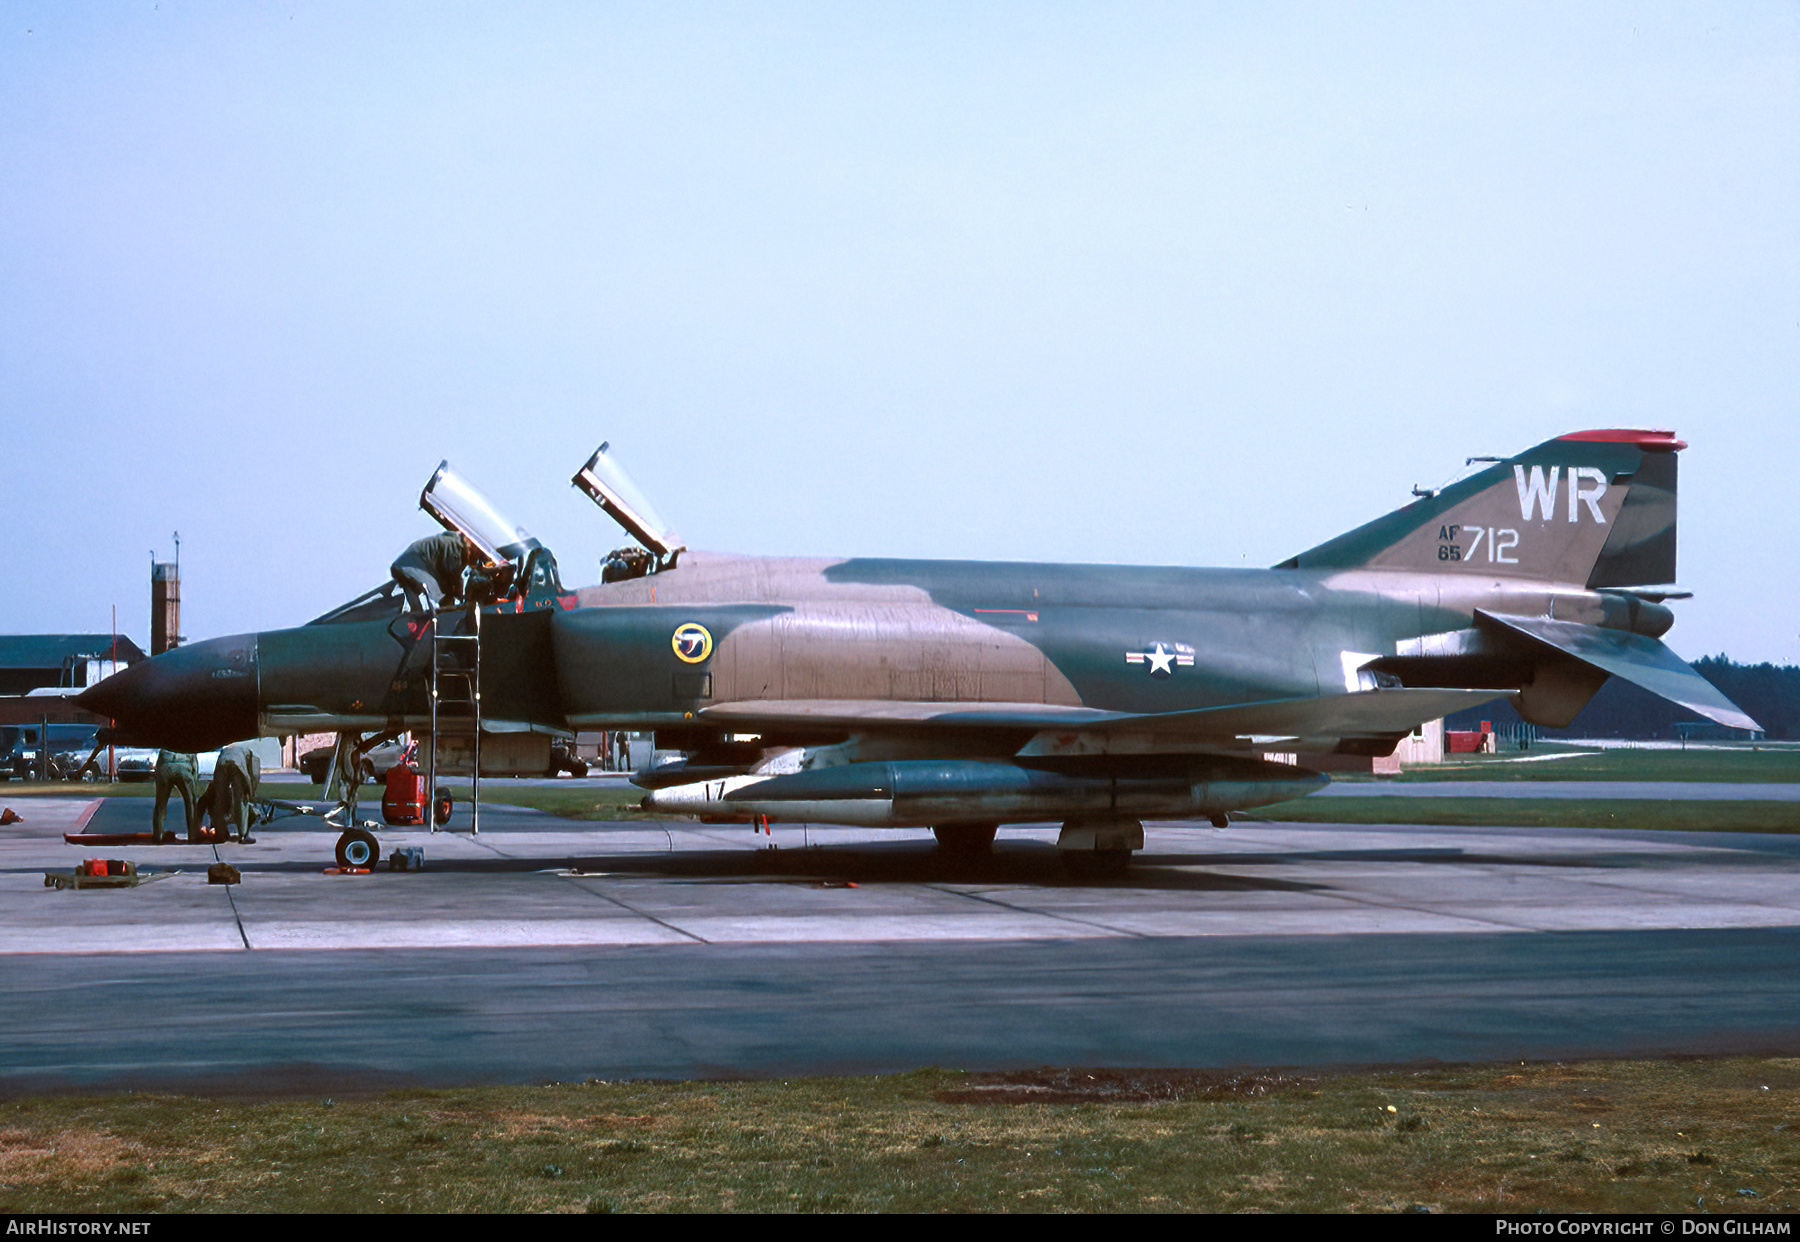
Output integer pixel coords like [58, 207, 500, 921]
[1125, 641, 1195, 678]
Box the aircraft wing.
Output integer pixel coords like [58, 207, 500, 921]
[697, 686, 1508, 754]
[1011, 687, 1508, 756]
[1096, 687, 1509, 738]
[696, 699, 1119, 731]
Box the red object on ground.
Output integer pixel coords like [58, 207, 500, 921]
[1445, 731, 1489, 754]
[383, 763, 427, 826]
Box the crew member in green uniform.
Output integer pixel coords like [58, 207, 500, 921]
[202, 742, 262, 843]
[151, 750, 201, 843]
[390, 532, 473, 614]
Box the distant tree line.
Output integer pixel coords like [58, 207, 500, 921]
[1443, 657, 1799, 742]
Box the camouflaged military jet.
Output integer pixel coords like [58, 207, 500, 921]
[81, 429, 1756, 870]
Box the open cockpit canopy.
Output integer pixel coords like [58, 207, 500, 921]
[419, 462, 561, 602]
[573, 442, 684, 575]
[421, 462, 544, 571]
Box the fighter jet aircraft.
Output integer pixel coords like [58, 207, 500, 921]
[80, 428, 1757, 870]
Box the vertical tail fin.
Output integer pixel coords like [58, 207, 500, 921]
[1277, 429, 1682, 587]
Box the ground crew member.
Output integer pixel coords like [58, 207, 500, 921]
[601, 546, 652, 583]
[332, 734, 362, 816]
[390, 532, 472, 615]
[202, 743, 262, 843]
[151, 750, 201, 843]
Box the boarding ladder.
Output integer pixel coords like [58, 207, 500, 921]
[426, 603, 482, 834]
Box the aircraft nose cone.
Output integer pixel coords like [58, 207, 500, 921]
[77, 634, 259, 752]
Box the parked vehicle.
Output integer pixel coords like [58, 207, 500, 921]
[546, 740, 589, 778]
[299, 738, 412, 784]
[2, 724, 101, 781]
[106, 747, 163, 782]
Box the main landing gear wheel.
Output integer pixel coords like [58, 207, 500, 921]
[335, 827, 380, 870]
[1056, 816, 1142, 878]
[932, 823, 998, 857]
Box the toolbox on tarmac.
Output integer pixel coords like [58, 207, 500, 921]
[43, 861, 175, 890]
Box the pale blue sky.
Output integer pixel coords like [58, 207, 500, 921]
[3, 2, 1795, 662]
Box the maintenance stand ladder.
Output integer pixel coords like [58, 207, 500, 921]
[426, 604, 482, 835]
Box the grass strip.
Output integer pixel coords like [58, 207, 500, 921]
[0, 779, 668, 820]
[13, 783, 1800, 832]
[1254, 797, 1800, 833]
[2, 1058, 1797, 1213]
[1373, 748, 1800, 785]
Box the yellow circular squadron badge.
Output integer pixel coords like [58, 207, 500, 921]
[671, 622, 714, 664]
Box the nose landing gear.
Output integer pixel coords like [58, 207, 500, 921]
[335, 827, 381, 871]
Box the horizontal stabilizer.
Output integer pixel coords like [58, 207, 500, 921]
[1476, 612, 1760, 733]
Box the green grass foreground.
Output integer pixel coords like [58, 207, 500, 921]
[14, 783, 1800, 833]
[1374, 746, 1800, 785]
[0, 778, 664, 820]
[1253, 797, 1800, 833]
[1, 1059, 1797, 1213]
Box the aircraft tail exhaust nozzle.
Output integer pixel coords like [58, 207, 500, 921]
[74, 634, 260, 752]
[643, 756, 1327, 828]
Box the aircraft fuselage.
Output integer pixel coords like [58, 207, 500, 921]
[82, 550, 1665, 756]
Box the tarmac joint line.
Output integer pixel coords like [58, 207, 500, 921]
[930, 883, 1151, 940]
[554, 872, 712, 944]
[216, 842, 251, 950]
[459, 818, 712, 943]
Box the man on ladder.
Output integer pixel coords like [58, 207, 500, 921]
[387, 529, 485, 838]
[390, 532, 475, 616]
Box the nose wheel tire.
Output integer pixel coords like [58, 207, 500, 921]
[336, 827, 380, 870]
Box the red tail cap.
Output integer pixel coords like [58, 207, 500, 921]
[1556, 429, 1686, 451]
